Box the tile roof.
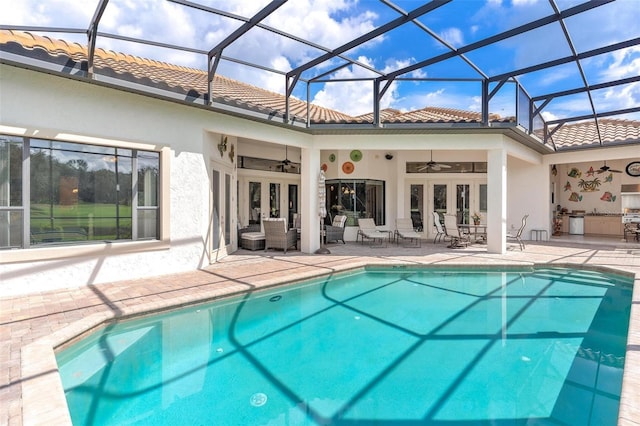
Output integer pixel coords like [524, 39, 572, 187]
[1, 30, 639, 151]
[355, 107, 513, 124]
[0, 30, 355, 123]
[548, 119, 640, 150]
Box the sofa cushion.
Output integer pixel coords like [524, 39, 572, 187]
[241, 232, 265, 241]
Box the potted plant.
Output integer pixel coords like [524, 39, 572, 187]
[472, 212, 481, 225]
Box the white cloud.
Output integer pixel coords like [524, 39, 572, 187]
[599, 46, 640, 80]
[512, 0, 539, 5]
[439, 28, 464, 47]
[541, 111, 559, 122]
[600, 82, 640, 110]
[0, 0, 94, 26]
[311, 56, 386, 115]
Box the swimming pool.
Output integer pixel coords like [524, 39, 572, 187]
[56, 266, 632, 425]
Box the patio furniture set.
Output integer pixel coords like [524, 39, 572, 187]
[239, 212, 531, 252]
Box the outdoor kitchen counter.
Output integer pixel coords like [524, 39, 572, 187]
[559, 213, 624, 236]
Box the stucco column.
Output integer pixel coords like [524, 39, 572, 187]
[300, 146, 321, 253]
[487, 148, 507, 254]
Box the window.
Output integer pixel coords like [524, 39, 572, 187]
[248, 182, 261, 224]
[406, 162, 487, 173]
[0, 135, 160, 249]
[479, 184, 488, 212]
[0, 136, 23, 249]
[269, 183, 280, 218]
[326, 179, 385, 226]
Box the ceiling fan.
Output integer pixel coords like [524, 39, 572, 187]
[418, 151, 452, 171]
[597, 161, 622, 174]
[279, 146, 298, 172]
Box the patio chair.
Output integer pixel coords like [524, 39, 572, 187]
[395, 218, 422, 247]
[623, 222, 639, 242]
[507, 214, 529, 250]
[411, 211, 424, 231]
[325, 214, 347, 244]
[432, 211, 446, 243]
[262, 218, 297, 253]
[443, 214, 470, 248]
[357, 218, 388, 247]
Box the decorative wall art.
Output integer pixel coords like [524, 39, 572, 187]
[585, 166, 596, 177]
[229, 144, 235, 163]
[569, 192, 583, 202]
[350, 150, 363, 162]
[604, 173, 613, 183]
[600, 192, 616, 202]
[321, 163, 328, 172]
[218, 135, 228, 157]
[342, 161, 354, 174]
[626, 161, 640, 177]
[567, 167, 581, 178]
[329, 153, 336, 162]
[577, 178, 601, 192]
[564, 181, 572, 191]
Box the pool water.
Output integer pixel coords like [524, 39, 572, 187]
[57, 267, 632, 425]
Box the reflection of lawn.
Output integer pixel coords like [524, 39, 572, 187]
[30, 203, 132, 240]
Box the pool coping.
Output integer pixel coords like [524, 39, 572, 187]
[21, 262, 640, 425]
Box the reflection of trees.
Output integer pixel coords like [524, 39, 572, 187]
[30, 149, 134, 206]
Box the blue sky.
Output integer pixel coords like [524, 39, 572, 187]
[2, 0, 639, 122]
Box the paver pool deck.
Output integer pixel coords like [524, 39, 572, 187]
[2, 238, 640, 425]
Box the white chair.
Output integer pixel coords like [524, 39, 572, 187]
[507, 214, 528, 250]
[395, 218, 422, 247]
[443, 214, 470, 248]
[432, 212, 446, 243]
[357, 218, 388, 247]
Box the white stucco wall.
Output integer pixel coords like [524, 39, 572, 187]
[0, 64, 311, 295]
[2, 63, 634, 296]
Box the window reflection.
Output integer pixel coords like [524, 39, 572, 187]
[0, 135, 161, 248]
[326, 179, 384, 226]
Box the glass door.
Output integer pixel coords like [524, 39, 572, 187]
[410, 184, 424, 231]
[288, 184, 298, 228]
[456, 183, 470, 224]
[248, 181, 261, 225]
[211, 165, 233, 257]
[433, 183, 447, 226]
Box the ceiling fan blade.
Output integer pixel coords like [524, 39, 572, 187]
[431, 165, 441, 171]
[437, 163, 452, 169]
[610, 169, 623, 173]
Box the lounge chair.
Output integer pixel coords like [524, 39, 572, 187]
[325, 214, 347, 244]
[395, 218, 422, 247]
[624, 223, 640, 242]
[357, 218, 388, 247]
[507, 214, 529, 250]
[432, 212, 446, 243]
[262, 218, 297, 253]
[443, 214, 470, 248]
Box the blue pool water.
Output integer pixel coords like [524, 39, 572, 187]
[56, 267, 632, 425]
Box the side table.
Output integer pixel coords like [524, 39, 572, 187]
[530, 229, 548, 241]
